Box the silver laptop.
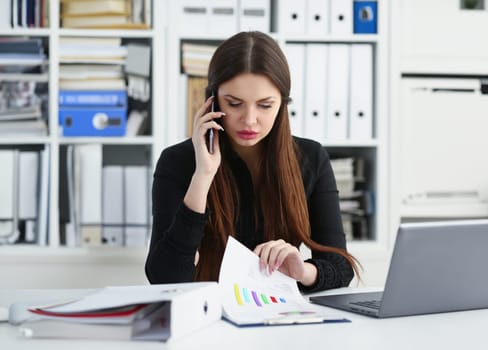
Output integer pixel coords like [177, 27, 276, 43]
[310, 220, 488, 318]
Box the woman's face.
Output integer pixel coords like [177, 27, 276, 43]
[217, 73, 282, 154]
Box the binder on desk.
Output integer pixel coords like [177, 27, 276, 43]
[284, 43, 305, 137]
[307, 0, 329, 35]
[353, 0, 377, 34]
[349, 44, 373, 140]
[330, 0, 352, 35]
[326, 44, 349, 141]
[304, 44, 328, 142]
[238, 0, 270, 32]
[276, 0, 306, 34]
[21, 283, 222, 342]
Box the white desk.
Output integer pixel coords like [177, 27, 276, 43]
[1, 288, 486, 350]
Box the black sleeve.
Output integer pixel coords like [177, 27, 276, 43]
[145, 141, 208, 283]
[297, 141, 354, 293]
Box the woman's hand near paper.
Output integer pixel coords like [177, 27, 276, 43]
[254, 240, 318, 287]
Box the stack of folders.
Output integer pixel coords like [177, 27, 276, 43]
[0, 147, 50, 246]
[181, 41, 219, 77]
[60, 0, 151, 29]
[58, 36, 129, 137]
[284, 42, 373, 142]
[176, 0, 270, 36]
[181, 41, 219, 137]
[19, 283, 222, 342]
[59, 144, 151, 247]
[276, 0, 377, 35]
[0, 38, 49, 136]
[331, 157, 373, 240]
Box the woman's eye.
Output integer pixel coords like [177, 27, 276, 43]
[228, 102, 241, 107]
[259, 104, 272, 109]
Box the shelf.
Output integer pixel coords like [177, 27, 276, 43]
[0, 28, 51, 36]
[58, 28, 155, 38]
[282, 34, 380, 43]
[0, 245, 146, 264]
[58, 136, 155, 145]
[324, 139, 380, 148]
[0, 137, 51, 145]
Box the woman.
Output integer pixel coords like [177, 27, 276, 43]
[145, 31, 360, 293]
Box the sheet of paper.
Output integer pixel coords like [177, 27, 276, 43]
[219, 237, 347, 325]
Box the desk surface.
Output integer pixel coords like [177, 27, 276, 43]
[1, 288, 486, 350]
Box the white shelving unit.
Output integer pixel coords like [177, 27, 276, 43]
[0, 0, 393, 288]
[389, 0, 488, 237]
[0, 0, 167, 288]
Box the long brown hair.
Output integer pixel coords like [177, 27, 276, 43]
[195, 31, 360, 281]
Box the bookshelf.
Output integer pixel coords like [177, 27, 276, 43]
[0, 0, 165, 287]
[0, 0, 392, 288]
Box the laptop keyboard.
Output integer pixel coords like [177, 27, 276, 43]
[350, 299, 382, 310]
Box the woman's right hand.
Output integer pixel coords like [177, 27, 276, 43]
[191, 95, 225, 180]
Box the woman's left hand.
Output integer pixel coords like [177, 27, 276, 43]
[254, 240, 316, 285]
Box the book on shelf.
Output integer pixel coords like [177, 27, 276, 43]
[20, 283, 222, 342]
[125, 42, 151, 135]
[4, 0, 49, 28]
[219, 237, 350, 326]
[330, 156, 373, 240]
[59, 38, 128, 90]
[59, 78, 126, 90]
[59, 64, 124, 80]
[185, 75, 207, 137]
[0, 80, 48, 136]
[181, 42, 219, 77]
[0, 38, 47, 67]
[60, 0, 151, 29]
[61, 0, 130, 16]
[59, 144, 150, 247]
[0, 147, 49, 245]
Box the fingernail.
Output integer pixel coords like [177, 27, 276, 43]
[220, 112, 226, 116]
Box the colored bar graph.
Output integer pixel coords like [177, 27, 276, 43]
[232, 283, 287, 307]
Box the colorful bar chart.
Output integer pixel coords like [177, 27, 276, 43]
[233, 283, 287, 307]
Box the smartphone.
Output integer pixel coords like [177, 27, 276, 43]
[206, 91, 218, 154]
